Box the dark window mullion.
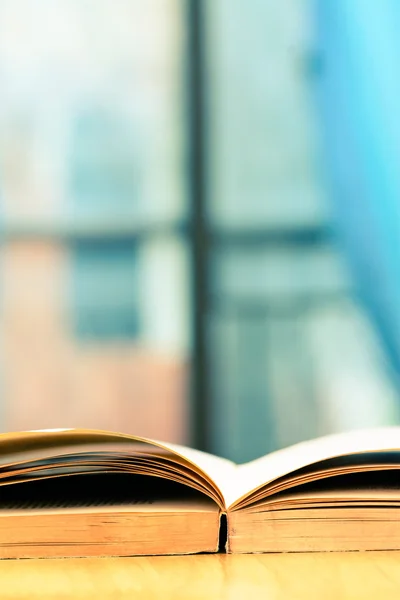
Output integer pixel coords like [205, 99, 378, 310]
[187, 0, 210, 451]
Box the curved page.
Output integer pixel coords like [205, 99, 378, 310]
[228, 427, 400, 509]
[0, 429, 232, 508]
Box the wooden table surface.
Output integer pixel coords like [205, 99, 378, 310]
[2, 552, 400, 599]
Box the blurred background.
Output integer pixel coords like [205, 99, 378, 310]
[0, 0, 399, 463]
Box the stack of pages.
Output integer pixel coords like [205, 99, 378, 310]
[0, 428, 399, 557]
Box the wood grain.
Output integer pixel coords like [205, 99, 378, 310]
[2, 552, 400, 599]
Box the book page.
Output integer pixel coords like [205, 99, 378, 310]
[227, 427, 400, 508]
[0, 429, 234, 508]
[165, 441, 237, 506]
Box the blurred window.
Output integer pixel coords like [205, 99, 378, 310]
[71, 240, 139, 341]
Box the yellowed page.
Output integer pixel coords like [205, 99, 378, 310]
[244, 487, 400, 512]
[0, 429, 234, 508]
[227, 426, 400, 508]
[165, 442, 236, 505]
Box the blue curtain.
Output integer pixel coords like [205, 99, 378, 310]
[315, 0, 400, 376]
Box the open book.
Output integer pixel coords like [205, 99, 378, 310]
[1, 427, 400, 557]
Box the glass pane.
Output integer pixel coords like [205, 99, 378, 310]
[0, 0, 189, 444]
[205, 0, 328, 230]
[71, 240, 140, 340]
[205, 0, 398, 461]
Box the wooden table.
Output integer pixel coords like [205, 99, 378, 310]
[2, 552, 400, 599]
